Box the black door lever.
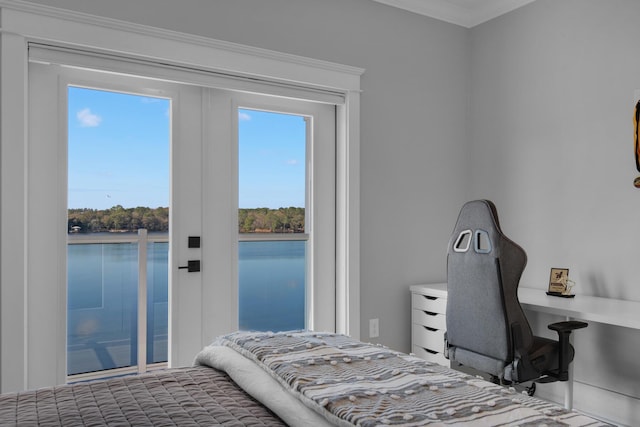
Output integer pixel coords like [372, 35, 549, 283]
[178, 260, 201, 272]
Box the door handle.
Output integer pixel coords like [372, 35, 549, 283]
[178, 260, 200, 272]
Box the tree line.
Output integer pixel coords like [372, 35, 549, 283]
[239, 207, 304, 233]
[68, 206, 304, 233]
[68, 205, 169, 233]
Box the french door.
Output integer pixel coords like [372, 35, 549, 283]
[27, 56, 335, 386]
[203, 90, 335, 345]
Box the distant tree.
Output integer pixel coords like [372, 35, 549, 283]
[68, 205, 170, 233]
[68, 205, 304, 234]
[237, 207, 304, 233]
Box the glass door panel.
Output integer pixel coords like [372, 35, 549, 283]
[67, 87, 169, 376]
[238, 109, 308, 331]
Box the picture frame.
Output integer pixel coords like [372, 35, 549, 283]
[548, 268, 569, 294]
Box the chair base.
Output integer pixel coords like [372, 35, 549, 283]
[525, 382, 536, 396]
[489, 375, 537, 396]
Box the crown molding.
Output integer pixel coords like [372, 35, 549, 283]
[1, 0, 535, 32]
[0, 0, 364, 84]
[371, 0, 536, 28]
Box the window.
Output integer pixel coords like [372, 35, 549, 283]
[238, 109, 309, 332]
[66, 87, 170, 378]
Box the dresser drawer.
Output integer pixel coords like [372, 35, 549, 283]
[411, 293, 447, 314]
[411, 324, 445, 351]
[412, 345, 449, 366]
[412, 309, 446, 329]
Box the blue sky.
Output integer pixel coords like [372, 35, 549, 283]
[68, 87, 306, 210]
[238, 109, 306, 209]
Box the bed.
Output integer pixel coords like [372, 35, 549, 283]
[0, 366, 285, 426]
[0, 330, 612, 426]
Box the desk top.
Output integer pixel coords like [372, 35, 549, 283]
[518, 287, 640, 330]
[410, 283, 640, 331]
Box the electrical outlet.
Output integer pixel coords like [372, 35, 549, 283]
[369, 318, 379, 338]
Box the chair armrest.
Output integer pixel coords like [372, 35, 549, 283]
[547, 321, 588, 381]
[548, 320, 588, 333]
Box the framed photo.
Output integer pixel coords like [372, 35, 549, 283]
[548, 268, 569, 294]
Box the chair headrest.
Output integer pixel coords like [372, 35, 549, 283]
[448, 199, 519, 260]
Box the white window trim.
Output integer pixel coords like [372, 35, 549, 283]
[0, 0, 362, 392]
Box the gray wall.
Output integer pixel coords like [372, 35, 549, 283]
[469, 0, 640, 422]
[22, 0, 470, 352]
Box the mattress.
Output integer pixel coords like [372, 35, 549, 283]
[197, 330, 614, 427]
[0, 366, 285, 426]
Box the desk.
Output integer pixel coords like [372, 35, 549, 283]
[410, 283, 640, 410]
[518, 287, 640, 330]
[519, 287, 640, 409]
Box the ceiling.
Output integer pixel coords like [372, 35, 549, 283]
[371, 0, 536, 28]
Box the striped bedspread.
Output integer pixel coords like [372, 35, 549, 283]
[201, 331, 611, 427]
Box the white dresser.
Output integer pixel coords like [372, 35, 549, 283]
[410, 283, 449, 366]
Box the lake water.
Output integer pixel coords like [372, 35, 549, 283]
[67, 239, 305, 375]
